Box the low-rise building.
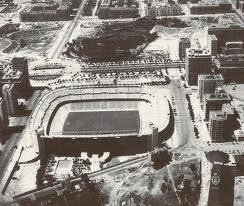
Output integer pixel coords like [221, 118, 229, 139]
[20, 2, 72, 22]
[208, 25, 244, 52]
[214, 42, 244, 83]
[146, 2, 183, 16]
[189, 2, 232, 14]
[98, 6, 139, 19]
[97, 0, 139, 19]
[178, 0, 199, 4]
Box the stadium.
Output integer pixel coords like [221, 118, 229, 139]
[35, 85, 174, 156]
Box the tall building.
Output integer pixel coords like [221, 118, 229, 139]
[11, 57, 30, 90]
[0, 97, 9, 132]
[2, 84, 18, 116]
[149, 125, 159, 151]
[179, 38, 191, 58]
[198, 74, 224, 102]
[209, 110, 226, 142]
[204, 88, 231, 120]
[236, 0, 240, 9]
[208, 34, 218, 56]
[240, 1, 244, 12]
[185, 48, 212, 85]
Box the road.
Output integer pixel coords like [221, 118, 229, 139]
[169, 79, 196, 146]
[0, 133, 21, 184]
[49, 0, 90, 59]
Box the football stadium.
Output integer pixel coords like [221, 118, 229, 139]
[35, 86, 174, 156]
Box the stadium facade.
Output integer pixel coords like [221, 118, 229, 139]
[34, 86, 174, 156]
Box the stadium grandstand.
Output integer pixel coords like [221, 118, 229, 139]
[32, 86, 174, 156]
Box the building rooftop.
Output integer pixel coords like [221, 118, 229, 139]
[198, 74, 224, 81]
[186, 48, 211, 57]
[179, 37, 190, 42]
[222, 103, 234, 115]
[208, 24, 244, 31]
[2, 83, 14, 91]
[2, 70, 22, 80]
[206, 89, 231, 101]
[234, 176, 244, 206]
[209, 110, 227, 121]
[208, 34, 217, 40]
[234, 130, 244, 138]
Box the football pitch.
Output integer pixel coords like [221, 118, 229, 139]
[62, 110, 140, 135]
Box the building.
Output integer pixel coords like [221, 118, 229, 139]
[0, 57, 31, 97]
[204, 88, 231, 120]
[214, 42, 244, 83]
[207, 101, 237, 142]
[209, 110, 226, 142]
[149, 125, 159, 151]
[234, 130, 244, 141]
[20, 2, 72, 22]
[98, 6, 139, 19]
[0, 23, 19, 37]
[178, 0, 199, 4]
[236, 0, 240, 9]
[179, 38, 191, 58]
[208, 25, 244, 52]
[0, 97, 9, 132]
[208, 34, 218, 56]
[198, 74, 224, 103]
[185, 48, 212, 85]
[2, 84, 18, 116]
[208, 163, 237, 206]
[97, 0, 139, 19]
[146, 3, 183, 16]
[240, 1, 244, 12]
[222, 103, 238, 140]
[11, 57, 30, 90]
[234, 176, 244, 206]
[189, 2, 232, 14]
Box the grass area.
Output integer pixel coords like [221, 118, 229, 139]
[62, 111, 140, 135]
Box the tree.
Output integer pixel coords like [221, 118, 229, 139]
[151, 150, 173, 170]
[206, 151, 230, 164]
